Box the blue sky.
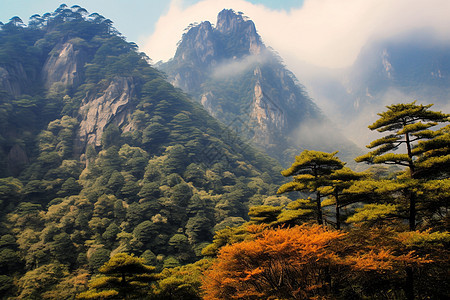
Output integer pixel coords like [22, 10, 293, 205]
[1, 0, 449, 69]
[1, 0, 449, 146]
[0, 0, 304, 43]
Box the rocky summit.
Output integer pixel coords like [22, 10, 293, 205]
[159, 9, 359, 164]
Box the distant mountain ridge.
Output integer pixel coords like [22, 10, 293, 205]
[159, 9, 360, 164]
[300, 32, 450, 146]
[348, 34, 450, 110]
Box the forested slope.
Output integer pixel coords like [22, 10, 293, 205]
[0, 5, 285, 298]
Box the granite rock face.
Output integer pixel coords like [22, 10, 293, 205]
[42, 42, 86, 90]
[159, 9, 352, 163]
[215, 9, 262, 55]
[77, 76, 135, 150]
[0, 62, 30, 97]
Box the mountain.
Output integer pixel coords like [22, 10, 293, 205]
[348, 32, 450, 110]
[300, 32, 450, 146]
[0, 5, 287, 297]
[159, 9, 359, 164]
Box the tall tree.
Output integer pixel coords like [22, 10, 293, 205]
[319, 167, 367, 229]
[355, 102, 449, 231]
[277, 150, 344, 225]
[77, 253, 156, 299]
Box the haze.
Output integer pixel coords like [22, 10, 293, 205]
[143, 0, 450, 69]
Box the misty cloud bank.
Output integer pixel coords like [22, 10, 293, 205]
[211, 50, 272, 79]
[142, 0, 450, 69]
[143, 0, 450, 149]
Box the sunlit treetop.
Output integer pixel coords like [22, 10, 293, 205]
[356, 101, 449, 167]
[281, 150, 344, 177]
[369, 102, 449, 132]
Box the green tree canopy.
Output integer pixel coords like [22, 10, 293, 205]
[277, 150, 345, 225]
[355, 101, 449, 230]
[77, 253, 156, 299]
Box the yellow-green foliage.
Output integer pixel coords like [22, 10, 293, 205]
[346, 204, 398, 223]
[356, 102, 449, 167]
[286, 199, 314, 210]
[373, 153, 411, 165]
[77, 289, 118, 299]
[99, 252, 155, 275]
[321, 197, 335, 207]
[397, 230, 450, 248]
[248, 205, 282, 224]
[153, 259, 212, 299]
[276, 209, 312, 224]
[77, 253, 156, 299]
[281, 150, 343, 177]
[343, 179, 405, 194]
[201, 225, 250, 257]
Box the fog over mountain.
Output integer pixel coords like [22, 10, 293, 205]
[297, 31, 450, 146]
[144, 0, 450, 148]
[159, 9, 360, 165]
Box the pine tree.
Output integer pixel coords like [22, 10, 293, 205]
[77, 253, 156, 299]
[319, 167, 367, 229]
[277, 150, 344, 225]
[355, 101, 449, 230]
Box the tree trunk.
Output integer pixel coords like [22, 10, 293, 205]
[404, 131, 416, 298]
[335, 191, 340, 230]
[405, 132, 416, 231]
[405, 267, 414, 300]
[409, 192, 416, 231]
[317, 191, 323, 225]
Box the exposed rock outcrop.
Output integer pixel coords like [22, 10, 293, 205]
[200, 92, 216, 117]
[0, 62, 30, 97]
[215, 9, 262, 55]
[7, 144, 29, 176]
[159, 9, 358, 163]
[42, 42, 86, 90]
[77, 77, 135, 151]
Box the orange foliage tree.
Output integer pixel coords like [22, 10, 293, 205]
[203, 225, 344, 299]
[202, 225, 435, 300]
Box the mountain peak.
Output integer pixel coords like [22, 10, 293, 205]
[216, 9, 248, 34]
[161, 10, 362, 164]
[216, 9, 262, 55]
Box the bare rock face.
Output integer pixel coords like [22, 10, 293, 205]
[250, 81, 286, 145]
[200, 92, 216, 117]
[77, 77, 135, 151]
[170, 21, 217, 94]
[215, 9, 262, 55]
[159, 9, 360, 163]
[42, 42, 85, 90]
[7, 144, 29, 176]
[159, 9, 306, 158]
[0, 62, 30, 97]
[179, 21, 217, 66]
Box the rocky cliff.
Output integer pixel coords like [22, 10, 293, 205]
[42, 41, 86, 90]
[0, 6, 140, 174]
[160, 9, 358, 163]
[0, 62, 31, 97]
[77, 76, 135, 150]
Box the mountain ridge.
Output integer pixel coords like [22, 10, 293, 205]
[159, 9, 360, 165]
[0, 8, 287, 296]
[298, 31, 450, 146]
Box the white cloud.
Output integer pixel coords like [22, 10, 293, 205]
[140, 0, 254, 62]
[211, 50, 271, 79]
[140, 0, 450, 68]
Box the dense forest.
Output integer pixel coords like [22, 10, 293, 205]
[0, 5, 448, 300]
